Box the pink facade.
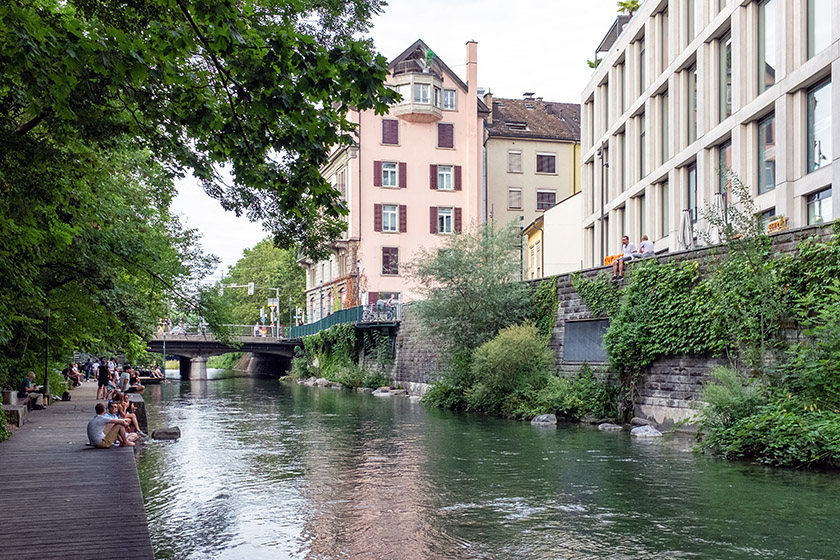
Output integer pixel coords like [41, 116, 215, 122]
[301, 40, 485, 321]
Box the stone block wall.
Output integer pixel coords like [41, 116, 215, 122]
[391, 304, 445, 391]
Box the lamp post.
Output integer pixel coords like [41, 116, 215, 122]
[289, 295, 293, 329]
[43, 307, 50, 400]
[319, 281, 324, 322]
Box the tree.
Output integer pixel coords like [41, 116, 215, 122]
[220, 239, 305, 326]
[409, 222, 531, 353]
[1, 0, 397, 259]
[617, 0, 641, 17]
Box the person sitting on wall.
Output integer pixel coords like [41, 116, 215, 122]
[19, 371, 45, 409]
[612, 235, 636, 280]
[87, 402, 134, 448]
[632, 235, 656, 260]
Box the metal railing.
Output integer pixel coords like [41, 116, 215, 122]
[287, 306, 363, 338]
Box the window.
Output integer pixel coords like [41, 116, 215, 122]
[687, 64, 697, 143]
[760, 208, 776, 230]
[536, 153, 556, 174]
[529, 244, 536, 279]
[336, 168, 346, 197]
[718, 141, 732, 200]
[617, 205, 626, 236]
[508, 151, 522, 173]
[602, 82, 609, 133]
[537, 190, 556, 210]
[443, 89, 457, 110]
[687, 164, 698, 223]
[639, 113, 646, 179]
[808, 0, 832, 59]
[660, 9, 669, 70]
[758, 0, 777, 94]
[808, 81, 832, 173]
[382, 204, 398, 232]
[437, 165, 453, 190]
[638, 38, 646, 95]
[617, 133, 626, 192]
[382, 162, 398, 187]
[433, 87, 441, 108]
[437, 123, 454, 148]
[535, 240, 542, 278]
[719, 33, 732, 122]
[381, 247, 399, 275]
[382, 119, 398, 145]
[437, 207, 453, 233]
[660, 181, 669, 238]
[807, 188, 833, 224]
[508, 188, 522, 209]
[661, 91, 669, 163]
[413, 83, 430, 104]
[638, 194, 646, 237]
[758, 114, 776, 194]
[617, 63, 626, 113]
[686, 0, 695, 43]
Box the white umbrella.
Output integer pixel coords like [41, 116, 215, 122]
[708, 192, 726, 244]
[679, 209, 694, 250]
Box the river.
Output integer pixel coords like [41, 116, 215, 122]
[136, 372, 840, 560]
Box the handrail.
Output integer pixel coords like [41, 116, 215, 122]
[287, 306, 364, 338]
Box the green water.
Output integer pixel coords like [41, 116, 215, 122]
[137, 374, 840, 559]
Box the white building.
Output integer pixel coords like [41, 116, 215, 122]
[581, 0, 838, 267]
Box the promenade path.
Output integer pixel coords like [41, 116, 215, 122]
[0, 381, 154, 560]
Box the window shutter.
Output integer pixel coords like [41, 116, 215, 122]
[430, 164, 437, 189]
[430, 206, 438, 233]
[382, 120, 398, 144]
[374, 161, 382, 186]
[454, 207, 462, 233]
[368, 291, 379, 305]
[399, 205, 407, 233]
[399, 162, 407, 189]
[454, 165, 462, 191]
[437, 123, 454, 148]
[374, 203, 383, 232]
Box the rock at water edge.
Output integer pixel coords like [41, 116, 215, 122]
[598, 423, 623, 432]
[152, 427, 181, 441]
[630, 417, 651, 427]
[531, 414, 558, 426]
[631, 425, 662, 438]
[372, 388, 392, 397]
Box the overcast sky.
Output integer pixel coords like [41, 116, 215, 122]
[172, 0, 620, 280]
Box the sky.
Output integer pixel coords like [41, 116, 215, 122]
[172, 0, 620, 280]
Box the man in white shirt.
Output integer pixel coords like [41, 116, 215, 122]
[612, 235, 636, 280]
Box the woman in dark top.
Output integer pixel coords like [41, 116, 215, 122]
[96, 364, 110, 400]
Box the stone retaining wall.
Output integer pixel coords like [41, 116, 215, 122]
[391, 304, 444, 392]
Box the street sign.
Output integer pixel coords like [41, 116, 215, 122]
[248, 282, 255, 295]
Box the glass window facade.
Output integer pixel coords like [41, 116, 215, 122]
[719, 141, 732, 202]
[639, 114, 646, 179]
[688, 164, 698, 222]
[661, 91, 669, 163]
[661, 181, 669, 238]
[758, 0, 777, 94]
[808, 0, 832, 59]
[807, 81, 832, 173]
[807, 188, 832, 224]
[719, 33, 732, 122]
[687, 65, 697, 143]
[758, 115, 776, 193]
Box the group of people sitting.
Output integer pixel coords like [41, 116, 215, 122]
[94, 359, 145, 401]
[612, 234, 656, 280]
[86, 391, 147, 448]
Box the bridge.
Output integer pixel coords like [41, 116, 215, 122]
[147, 304, 401, 379]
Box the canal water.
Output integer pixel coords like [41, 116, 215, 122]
[137, 373, 840, 560]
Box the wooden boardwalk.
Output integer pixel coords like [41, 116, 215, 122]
[0, 382, 154, 560]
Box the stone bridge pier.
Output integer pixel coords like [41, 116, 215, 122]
[178, 356, 208, 380]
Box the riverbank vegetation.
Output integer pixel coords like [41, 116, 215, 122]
[414, 223, 618, 421]
[572, 174, 840, 467]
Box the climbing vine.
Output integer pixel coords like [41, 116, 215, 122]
[571, 272, 620, 317]
[530, 278, 559, 337]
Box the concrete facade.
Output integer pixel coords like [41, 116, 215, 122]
[524, 192, 585, 279]
[300, 40, 487, 320]
[581, 0, 839, 267]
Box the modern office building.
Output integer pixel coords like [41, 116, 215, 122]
[581, 0, 838, 267]
[299, 40, 488, 322]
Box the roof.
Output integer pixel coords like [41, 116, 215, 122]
[486, 98, 580, 142]
[389, 39, 469, 93]
[595, 15, 632, 57]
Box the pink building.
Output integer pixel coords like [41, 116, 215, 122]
[300, 40, 487, 322]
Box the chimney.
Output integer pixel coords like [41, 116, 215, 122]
[466, 40, 478, 95]
[483, 91, 494, 123]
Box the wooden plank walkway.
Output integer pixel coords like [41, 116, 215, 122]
[0, 381, 154, 560]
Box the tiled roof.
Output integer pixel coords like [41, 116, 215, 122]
[486, 98, 581, 142]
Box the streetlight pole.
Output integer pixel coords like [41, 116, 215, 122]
[43, 308, 50, 401]
[289, 295, 293, 329]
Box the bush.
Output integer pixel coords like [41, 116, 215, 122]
[700, 367, 766, 430]
[0, 407, 10, 442]
[464, 324, 553, 415]
[512, 364, 620, 421]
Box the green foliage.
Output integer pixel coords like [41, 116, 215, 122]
[1, 0, 396, 258]
[292, 323, 392, 388]
[0, 406, 10, 442]
[207, 353, 243, 370]
[465, 324, 554, 415]
[571, 272, 620, 317]
[700, 367, 766, 430]
[411, 221, 531, 352]
[513, 364, 620, 420]
[617, 0, 641, 16]
[219, 239, 305, 326]
[530, 278, 559, 337]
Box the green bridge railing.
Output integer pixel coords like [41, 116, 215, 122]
[286, 306, 363, 338]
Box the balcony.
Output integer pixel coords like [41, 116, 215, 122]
[391, 58, 444, 123]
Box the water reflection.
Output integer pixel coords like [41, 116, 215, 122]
[138, 375, 840, 560]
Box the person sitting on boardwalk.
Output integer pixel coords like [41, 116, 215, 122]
[105, 399, 144, 441]
[87, 403, 134, 448]
[612, 235, 636, 280]
[125, 372, 144, 394]
[19, 371, 45, 409]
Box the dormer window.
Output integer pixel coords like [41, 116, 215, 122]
[505, 121, 528, 130]
[525, 103, 535, 109]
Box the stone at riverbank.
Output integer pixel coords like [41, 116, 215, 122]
[631, 425, 663, 438]
[598, 423, 623, 431]
[531, 414, 557, 426]
[152, 427, 181, 441]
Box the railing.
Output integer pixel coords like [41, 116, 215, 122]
[392, 58, 442, 79]
[287, 306, 363, 338]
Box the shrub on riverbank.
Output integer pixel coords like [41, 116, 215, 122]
[0, 407, 10, 442]
[207, 353, 243, 369]
[423, 325, 618, 421]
